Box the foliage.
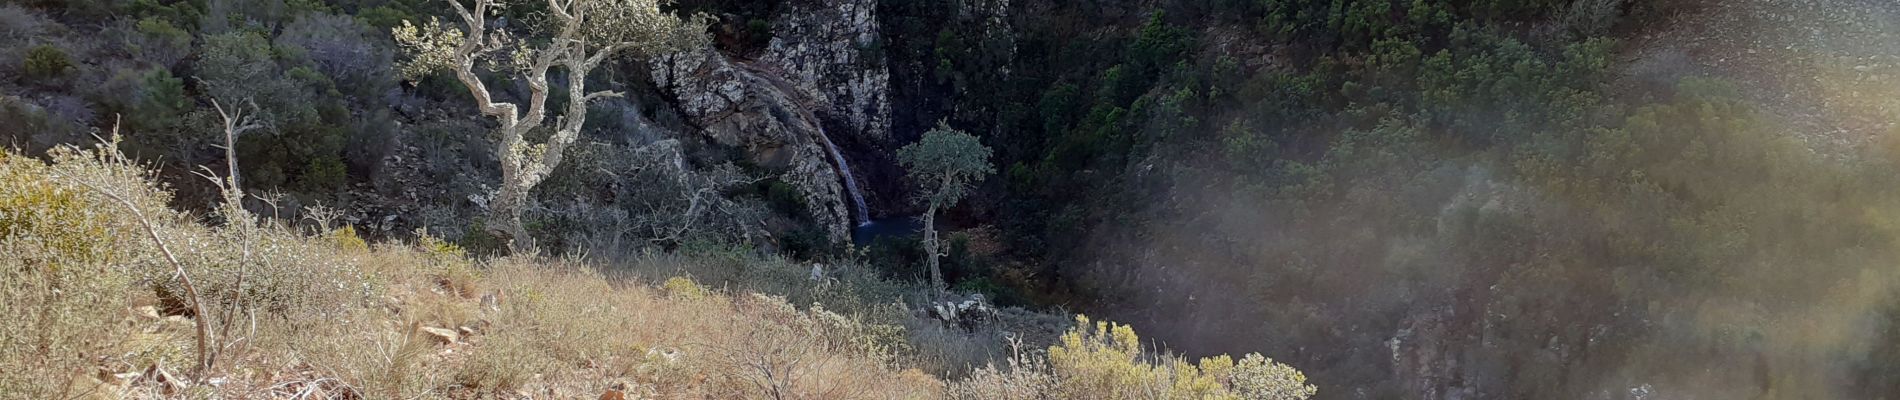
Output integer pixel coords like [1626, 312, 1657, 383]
[951, 315, 1315, 400]
[22, 44, 71, 80]
[1214, 354, 1319, 400]
[945, 344, 1055, 400]
[128, 68, 190, 130]
[0, 96, 84, 153]
[393, 0, 709, 251]
[537, 139, 767, 250]
[0, 148, 142, 397]
[276, 13, 394, 98]
[127, 17, 192, 67]
[662, 275, 708, 300]
[329, 225, 369, 251]
[198, 31, 284, 112]
[899, 121, 994, 291]
[0, 4, 55, 40]
[899, 121, 996, 209]
[0, 145, 1026, 398]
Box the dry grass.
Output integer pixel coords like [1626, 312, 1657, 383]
[0, 140, 1311, 399]
[0, 142, 946, 399]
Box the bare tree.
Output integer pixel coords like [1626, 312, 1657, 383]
[56, 119, 215, 380]
[208, 98, 259, 194]
[394, 0, 706, 252]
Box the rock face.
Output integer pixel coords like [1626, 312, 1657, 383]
[758, 0, 892, 146]
[652, 48, 853, 243]
[651, 0, 897, 241]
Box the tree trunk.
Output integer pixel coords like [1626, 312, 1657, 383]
[487, 182, 534, 253]
[923, 201, 943, 295]
[489, 122, 538, 254]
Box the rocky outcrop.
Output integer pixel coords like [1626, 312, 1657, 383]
[652, 48, 853, 243]
[959, 0, 1014, 45]
[758, 0, 892, 145]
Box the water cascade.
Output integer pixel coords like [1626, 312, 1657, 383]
[818, 130, 871, 226]
[733, 61, 872, 227]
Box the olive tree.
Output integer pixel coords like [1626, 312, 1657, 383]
[393, 0, 705, 252]
[897, 121, 992, 293]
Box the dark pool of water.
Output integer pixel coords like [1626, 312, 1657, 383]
[852, 216, 924, 246]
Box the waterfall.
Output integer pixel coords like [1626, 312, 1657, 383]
[818, 129, 871, 226]
[734, 61, 872, 227]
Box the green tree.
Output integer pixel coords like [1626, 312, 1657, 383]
[127, 17, 191, 68]
[897, 121, 993, 293]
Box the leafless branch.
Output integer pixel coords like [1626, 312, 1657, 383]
[209, 98, 260, 188]
[56, 118, 215, 380]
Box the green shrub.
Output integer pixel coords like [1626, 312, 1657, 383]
[456, 221, 511, 256]
[951, 315, 1316, 400]
[1127, 12, 1192, 75]
[115, 67, 191, 133]
[129, 17, 191, 67]
[0, 148, 142, 397]
[127, 0, 202, 29]
[417, 229, 479, 297]
[778, 225, 829, 260]
[22, 44, 71, 80]
[330, 225, 369, 252]
[0, 151, 117, 268]
[356, 5, 414, 29]
[0, 97, 83, 152]
[198, 31, 306, 125]
[763, 179, 808, 215]
[1215, 353, 1318, 400]
[662, 276, 708, 300]
[303, 155, 348, 191]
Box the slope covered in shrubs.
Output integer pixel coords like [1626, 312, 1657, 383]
[0, 140, 1313, 398]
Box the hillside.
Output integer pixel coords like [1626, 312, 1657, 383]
[7, 0, 1900, 398]
[0, 142, 1315, 398]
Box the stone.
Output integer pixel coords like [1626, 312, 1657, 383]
[480, 292, 501, 312]
[645, 347, 681, 363]
[132, 305, 161, 320]
[924, 293, 997, 328]
[419, 326, 458, 345]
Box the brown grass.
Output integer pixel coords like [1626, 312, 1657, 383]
[0, 141, 1311, 399]
[0, 142, 945, 399]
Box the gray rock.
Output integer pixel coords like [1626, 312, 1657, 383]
[419, 326, 459, 345]
[759, 0, 893, 145]
[653, 49, 853, 242]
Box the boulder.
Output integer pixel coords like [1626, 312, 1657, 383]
[132, 305, 161, 320]
[924, 293, 997, 329]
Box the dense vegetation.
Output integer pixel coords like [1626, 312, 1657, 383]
[876, 0, 1900, 397]
[6, 0, 1900, 397]
[0, 142, 1314, 397]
